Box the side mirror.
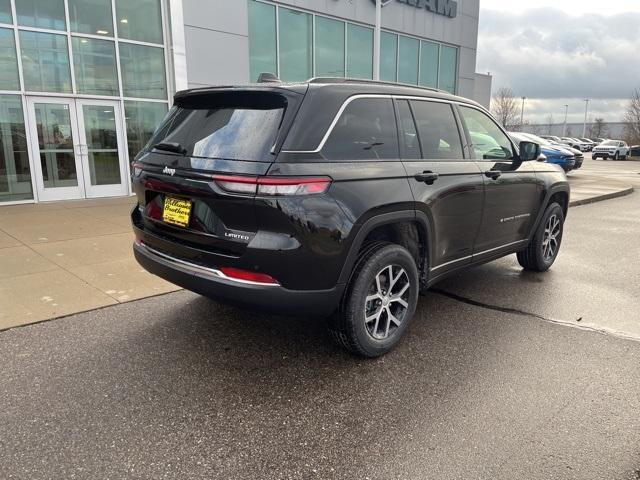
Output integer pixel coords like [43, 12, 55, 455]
[519, 141, 540, 161]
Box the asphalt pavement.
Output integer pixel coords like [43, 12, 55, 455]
[2, 157, 640, 479]
[437, 190, 640, 341]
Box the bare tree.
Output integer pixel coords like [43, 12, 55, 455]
[566, 126, 573, 137]
[623, 89, 640, 145]
[545, 114, 555, 135]
[588, 118, 608, 138]
[491, 87, 519, 129]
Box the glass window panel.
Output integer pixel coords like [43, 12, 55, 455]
[72, 37, 118, 96]
[315, 16, 345, 77]
[82, 105, 121, 186]
[69, 0, 113, 36]
[124, 101, 167, 161]
[419, 41, 439, 88]
[119, 43, 166, 100]
[322, 98, 398, 161]
[248, 0, 276, 82]
[278, 7, 311, 82]
[147, 101, 285, 163]
[380, 31, 397, 82]
[459, 106, 514, 161]
[410, 100, 463, 160]
[0, 95, 33, 202]
[439, 45, 458, 93]
[396, 100, 420, 160]
[398, 35, 419, 85]
[0, 28, 19, 90]
[346, 24, 373, 79]
[0, 0, 12, 24]
[34, 102, 78, 188]
[115, 0, 162, 44]
[16, 0, 66, 30]
[20, 31, 72, 93]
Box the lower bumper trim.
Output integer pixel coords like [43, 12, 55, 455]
[133, 241, 344, 316]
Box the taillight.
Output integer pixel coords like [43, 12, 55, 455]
[132, 162, 144, 177]
[257, 177, 331, 196]
[211, 175, 259, 195]
[212, 175, 331, 196]
[219, 267, 280, 286]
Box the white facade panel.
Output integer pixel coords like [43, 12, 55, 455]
[184, 27, 250, 87]
[171, 0, 491, 103]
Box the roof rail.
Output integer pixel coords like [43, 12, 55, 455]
[307, 76, 444, 93]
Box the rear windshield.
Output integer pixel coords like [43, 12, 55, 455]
[146, 92, 286, 162]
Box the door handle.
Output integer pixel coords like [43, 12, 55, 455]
[484, 170, 502, 180]
[414, 171, 439, 185]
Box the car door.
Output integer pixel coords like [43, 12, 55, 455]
[397, 98, 484, 275]
[621, 142, 630, 156]
[456, 104, 542, 258]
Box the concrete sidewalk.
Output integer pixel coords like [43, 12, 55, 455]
[0, 170, 633, 331]
[568, 172, 634, 206]
[0, 197, 179, 330]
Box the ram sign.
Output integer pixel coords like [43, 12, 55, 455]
[372, 0, 458, 19]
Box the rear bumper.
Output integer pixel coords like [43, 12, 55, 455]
[133, 240, 344, 317]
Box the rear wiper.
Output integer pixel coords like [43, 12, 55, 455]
[152, 142, 187, 155]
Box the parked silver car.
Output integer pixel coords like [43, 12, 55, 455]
[592, 140, 631, 160]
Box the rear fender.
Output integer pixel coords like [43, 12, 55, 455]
[337, 210, 433, 285]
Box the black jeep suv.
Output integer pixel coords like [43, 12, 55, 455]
[131, 78, 570, 357]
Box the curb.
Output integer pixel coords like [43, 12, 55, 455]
[569, 186, 634, 207]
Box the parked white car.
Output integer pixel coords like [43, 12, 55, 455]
[592, 140, 631, 160]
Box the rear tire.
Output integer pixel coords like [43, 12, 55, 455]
[517, 203, 565, 272]
[328, 243, 419, 358]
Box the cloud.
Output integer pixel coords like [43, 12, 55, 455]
[520, 98, 629, 124]
[477, 7, 640, 121]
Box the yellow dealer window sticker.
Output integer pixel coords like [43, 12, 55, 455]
[163, 197, 192, 227]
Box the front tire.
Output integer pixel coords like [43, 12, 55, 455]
[517, 203, 565, 272]
[614, 151, 620, 160]
[328, 243, 419, 358]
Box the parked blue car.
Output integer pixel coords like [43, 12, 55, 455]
[510, 132, 576, 172]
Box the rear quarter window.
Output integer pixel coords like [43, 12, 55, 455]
[321, 97, 399, 161]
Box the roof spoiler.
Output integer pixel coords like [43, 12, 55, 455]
[257, 72, 281, 83]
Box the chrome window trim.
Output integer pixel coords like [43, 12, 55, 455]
[280, 93, 488, 154]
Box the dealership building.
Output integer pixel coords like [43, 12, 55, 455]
[0, 0, 490, 205]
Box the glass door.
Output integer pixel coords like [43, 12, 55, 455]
[76, 100, 128, 198]
[26, 97, 129, 201]
[26, 97, 84, 201]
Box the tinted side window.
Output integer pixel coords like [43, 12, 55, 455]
[410, 100, 463, 160]
[396, 100, 421, 159]
[322, 98, 399, 161]
[459, 106, 514, 161]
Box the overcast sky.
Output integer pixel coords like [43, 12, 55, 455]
[477, 0, 640, 124]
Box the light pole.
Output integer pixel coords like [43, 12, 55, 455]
[520, 96, 526, 131]
[562, 104, 568, 137]
[373, 0, 381, 80]
[582, 99, 590, 138]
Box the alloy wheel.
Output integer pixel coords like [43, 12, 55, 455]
[542, 214, 561, 261]
[364, 265, 411, 340]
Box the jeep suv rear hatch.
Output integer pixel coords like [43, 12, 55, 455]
[132, 88, 304, 257]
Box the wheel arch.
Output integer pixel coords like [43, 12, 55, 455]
[529, 183, 570, 239]
[338, 211, 432, 287]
